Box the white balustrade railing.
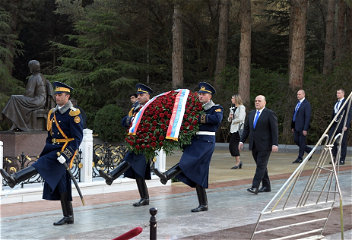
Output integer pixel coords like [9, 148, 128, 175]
[79, 129, 93, 182]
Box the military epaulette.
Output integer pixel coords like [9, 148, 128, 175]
[215, 108, 222, 112]
[47, 109, 55, 131]
[48, 108, 54, 116]
[69, 109, 81, 116]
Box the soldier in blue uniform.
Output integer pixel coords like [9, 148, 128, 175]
[0, 82, 84, 225]
[154, 82, 223, 212]
[99, 83, 153, 207]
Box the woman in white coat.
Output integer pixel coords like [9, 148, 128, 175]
[228, 94, 246, 169]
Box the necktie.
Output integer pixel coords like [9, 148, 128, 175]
[293, 101, 301, 122]
[334, 100, 340, 114]
[253, 111, 260, 129]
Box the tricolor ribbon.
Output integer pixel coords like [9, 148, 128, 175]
[128, 89, 190, 142]
[166, 89, 190, 140]
[128, 91, 171, 135]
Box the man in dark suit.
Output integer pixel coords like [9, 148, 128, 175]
[291, 89, 313, 163]
[239, 95, 278, 194]
[329, 89, 352, 165]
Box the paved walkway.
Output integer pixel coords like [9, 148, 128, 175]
[1, 148, 351, 239]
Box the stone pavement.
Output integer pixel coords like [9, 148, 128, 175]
[0, 147, 351, 240]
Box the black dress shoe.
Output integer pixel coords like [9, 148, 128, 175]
[339, 161, 345, 165]
[292, 158, 302, 163]
[247, 188, 258, 194]
[258, 187, 271, 192]
[153, 168, 168, 185]
[191, 205, 208, 212]
[98, 169, 113, 185]
[53, 216, 74, 225]
[0, 169, 16, 188]
[133, 198, 149, 207]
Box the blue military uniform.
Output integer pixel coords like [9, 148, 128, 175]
[0, 81, 83, 225]
[32, 82, 84, 200]
[99, 83, 153, 207]
[121, 84, 153, 180]
[176, 84, 223, 188]
[153, 82, 223, 212]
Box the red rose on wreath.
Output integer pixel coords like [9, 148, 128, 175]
[125, 90, 205, 160]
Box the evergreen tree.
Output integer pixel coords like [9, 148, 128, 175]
[0, 7, 24, 97]
[52, 0, 148, 111]
[0, 7, 25, 130]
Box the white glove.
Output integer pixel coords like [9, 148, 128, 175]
[57, 155, 66, 164]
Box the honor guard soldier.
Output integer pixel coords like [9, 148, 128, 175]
[0, 82, 84, 225]
[99, 83, 154, 207]
[154, 82, 223, 212]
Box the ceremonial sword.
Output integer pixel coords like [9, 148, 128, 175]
[57, 152, 85, 206]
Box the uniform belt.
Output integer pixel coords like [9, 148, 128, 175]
[196, 131, 215, 136]
[52, 138, 74, 144]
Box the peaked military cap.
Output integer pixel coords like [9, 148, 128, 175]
[136, 83, 153, 94]
[53, 81, 73, 94]
[198, 82, 216, 95]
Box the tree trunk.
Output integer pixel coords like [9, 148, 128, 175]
[239, 0, 251, 107]
[172, 4, 183, 89]
[214, 0, 229, 86]
[346, 5, 352, 53]
[288, 0, 295, 72]
[288, 0, 308, 91]
[323, 0, 335, 75]
[335, 0, 346, 64]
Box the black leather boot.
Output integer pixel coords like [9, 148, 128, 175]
[53, 192, 74, 225]
[191, 184, 208, 212]
[99, 161, 130, 185]
[153, 163, 182, 185]
[133, 178, 149, 207]
[0, 166, 37, 188]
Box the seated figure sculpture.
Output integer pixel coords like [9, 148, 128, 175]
[0, 60, 55, 131]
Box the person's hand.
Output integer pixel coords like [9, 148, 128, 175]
[229, 113, 233, 121]
[303, 130, 307, 136]
[272, 145, 278, 152]
[344, 127, 347, 131]
[238, 142, 243, 151]
[292, 128, 294, 133]
[57, 155, 66, 164]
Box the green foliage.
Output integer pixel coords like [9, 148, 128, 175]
[52, 0, 147, 113]
[304, 55, 352, 145]
[216, 66, 289, 142]
[0, 7, 25, 128]
[93, 104, 126, 142]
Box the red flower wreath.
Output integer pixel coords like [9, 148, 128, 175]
[124, 90, 204, 160]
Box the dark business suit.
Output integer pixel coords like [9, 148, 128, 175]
[291, 99, 312, 160]
[240, 108, 278, 189]
[329, 98, 352, 163]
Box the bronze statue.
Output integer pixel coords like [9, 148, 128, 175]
[0, 60, 55, 131]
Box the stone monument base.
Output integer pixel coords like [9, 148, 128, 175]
[0, 131, 47, 157]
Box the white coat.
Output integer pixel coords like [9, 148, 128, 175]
[228, 104, 246, 133]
